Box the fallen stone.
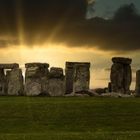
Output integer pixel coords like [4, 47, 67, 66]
[101, 92, 134, 98]
[64, 92, 90, 97]
[94, 88, 106, 95]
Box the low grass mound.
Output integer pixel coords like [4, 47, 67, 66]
[0, 97, 140, 139]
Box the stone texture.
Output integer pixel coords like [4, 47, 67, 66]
[48, 67, 65, 96]
[73, 64, 90, 93]
[25, 63, 49, 96]
[65, 62, 90, 94]
[7, 68, 24, 96]
[101, 92, 134, 98]
[112, 57, 132, 65]
[25, 63, 49, 68]
[110, 57, 132, 94]
[135, 70, 140, 96]
[65, 62, 75, 94]
[25, 79, 42, 96]
[0, 69, 6, 95]
[49, 67, 64, 78]
[0, 63, 19, 69]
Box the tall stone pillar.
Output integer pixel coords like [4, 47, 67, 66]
[7, 68, 24, 96]
[65, 62, 75, 94]
[0, 69, 6, 95]
[135, 70, 140, 96]
[73, 64, 90, 93]
[48, 67, 65, 96]
[0, 63, 22, 96]
[110, 57, 132, 94]
[25, 63, 49, 96]
[65, 62, 90, 94]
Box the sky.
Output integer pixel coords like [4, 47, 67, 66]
[87, 0, 140, 19]
[0, 0, 140, 89]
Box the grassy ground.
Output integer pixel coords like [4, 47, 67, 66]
[0, 97, 140, 139]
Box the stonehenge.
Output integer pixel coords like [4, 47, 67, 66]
[0, 62, 91, 96]
[0, 57, 140, 97]
[110, 57, 132, 94]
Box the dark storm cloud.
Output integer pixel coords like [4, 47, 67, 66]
[0, 0, 140, 53]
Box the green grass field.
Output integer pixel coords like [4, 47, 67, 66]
[0, 97, 140, 140]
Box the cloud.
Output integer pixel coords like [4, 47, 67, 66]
[0, 1, 140, 53]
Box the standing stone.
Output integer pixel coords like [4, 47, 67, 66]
[73, 64, 90, 93]
[7, 68, 24, 96]
[25, 63, 49, 96]
[0, 69, 6, 95]
[48, 67, 65, 96]
[65, 62, 75, 94]
[110, 57, 132, 94]
[135, 70, 140, 96]
[65, 62, 90, 94]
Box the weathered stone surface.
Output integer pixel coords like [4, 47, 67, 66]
[73, 64, 90, 93]
[25, 79, 42, 96]
[48, 67, 65, 96]
[0, 69, 6, 95]
[25, 63, 49, 68]
[25, 63, 49, 96]
[49, 67, 63, 78]
[65, 63, 75, 94]
[101, 92, 134, 98]
[111, 63, 124, 93]
[135, 70, 140, 96]
[124, 65, 132, 93]
[110, 57, 132, 94]
[7, 68, 24, 96]
[112, 57, 132, 65]
[0, 63, 19, 69]
[48, 79, 65, 96]
[65, 62, 90, 94]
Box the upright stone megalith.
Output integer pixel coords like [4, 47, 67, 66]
[110, 57, 132, 94]
[65, 62, 90, 94]
[0, 69, 6, 95]
[73, 64, 90, 93]
[48, 67, 65, 96]
[7, 68, 24, 96]
[135, 70, 140, 96]
[0, 63, 24, 95]
[25, 63, 49, 96]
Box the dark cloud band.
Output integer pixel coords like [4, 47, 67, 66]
[0, 0, 139, 53]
